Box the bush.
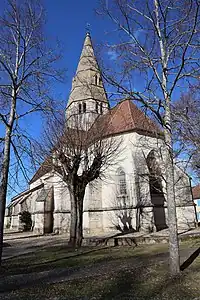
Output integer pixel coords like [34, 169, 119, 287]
[19, 211, 32, 231]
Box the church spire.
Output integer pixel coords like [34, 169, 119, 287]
[77, 32, 98, 72]
[66, 32, 109, 127]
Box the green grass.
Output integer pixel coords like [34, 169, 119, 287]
[1, 239, 200, 300]
[1, 243, 168, 275]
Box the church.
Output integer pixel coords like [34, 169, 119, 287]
[5, 33, 196, 236]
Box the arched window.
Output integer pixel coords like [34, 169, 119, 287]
[78, 103, 82, 114]
[95, 101, 98, 113]
[100, 102, 103, 114]
[117, 168, 127, 195]
[83, 102, 86, 113]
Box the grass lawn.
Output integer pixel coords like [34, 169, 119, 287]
[1, 238, 200, 300]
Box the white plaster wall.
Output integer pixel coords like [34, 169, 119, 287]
[29, 172, 53, 190]
[103, 208, 137, 233]
[11, 215, 20, 229]
[53, 212, 70, 234]
[176, 206, 196, 229]
[34, 213, 44, 234]
[53, 175, 70, 211]
[194, 199, 200, 221]
[97, 133, 145, 231]
[174, 166, 193, 205]
[98, 132, 161, 231]
[34, 200, 44, 233]
[4, 216, 11, 228]
[51, 174, 70, 232]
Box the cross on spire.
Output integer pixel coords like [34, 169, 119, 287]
[86, 23, 91, 35]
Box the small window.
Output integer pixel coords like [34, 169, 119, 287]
[95, 102, 98, 113]
[78, 103, 82, 114]
[117, 168, 127, 195]
[100, 102, 103, 114]
[99, 77, 102, 85]
[94, 75, 98, 85]
[83, 102, 86, 113]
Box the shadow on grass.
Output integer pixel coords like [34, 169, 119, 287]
[1, 243, 167, 279]
[2, 245, 113, 269]
[98, 269, 198, 300]
[3, 242, 11, 247]
[0, 248, 169, 295]
[180, 246, 200, 271]
[1, 245, 119, 280]
[1, 241, 199, 298]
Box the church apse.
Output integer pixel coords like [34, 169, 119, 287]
[146, 150, 168, 231]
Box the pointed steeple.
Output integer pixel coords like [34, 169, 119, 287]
[66, 33, 109, 127]
[76, 32, 99, 73]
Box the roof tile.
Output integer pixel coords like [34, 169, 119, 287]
[97, 99, 161, 137]
[192, 184, 200, 199]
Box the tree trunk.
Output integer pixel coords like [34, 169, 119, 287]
[69, 192, 77, 248]
[164, 104, 180, 275]
[136, 206, 141, 232]
[0, 126, 12, 265]
[68, 187, 85, 248]
[76, 198, 83, 247]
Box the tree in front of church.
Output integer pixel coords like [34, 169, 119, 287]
[98, 0, 200, 275]
[0, 0, 63, 265]
[40, 113, 121, 248]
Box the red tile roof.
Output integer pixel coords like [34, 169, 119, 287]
[98, 99, 161, 137]
[192, 184, 200, 199]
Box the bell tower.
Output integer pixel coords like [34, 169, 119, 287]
[66, 32, 109, 129]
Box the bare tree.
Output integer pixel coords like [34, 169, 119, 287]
[173, 85, 200, 178]
[98, 0, 200, 275]
[38, 111, 121, 248]
[0, 0, 62, 265]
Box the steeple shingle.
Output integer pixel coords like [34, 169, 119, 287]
[67, 33, 108, 109]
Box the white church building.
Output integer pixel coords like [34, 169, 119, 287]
[5, 33, 196, 236]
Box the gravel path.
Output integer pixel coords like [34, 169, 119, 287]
[2, 234, 68, 260]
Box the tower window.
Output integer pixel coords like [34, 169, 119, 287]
[83, 102, 86, 113]
[78, 103, 82, 114]
[95, 102, 98, 113]
[94, 75, 98, 85]
[100, 102, 103, 114]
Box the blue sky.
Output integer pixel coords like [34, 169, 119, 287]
[0, 0, 198, 199]
[0, 0, 117, 199]
[43, 0, 114, 98]
[0, 0, 115, 105]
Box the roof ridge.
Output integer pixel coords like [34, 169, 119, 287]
[112, 100, 132, 130]
[126, 100, 137, 128]
[129, 100, 160, 130]
[108, 101, 122, 123]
